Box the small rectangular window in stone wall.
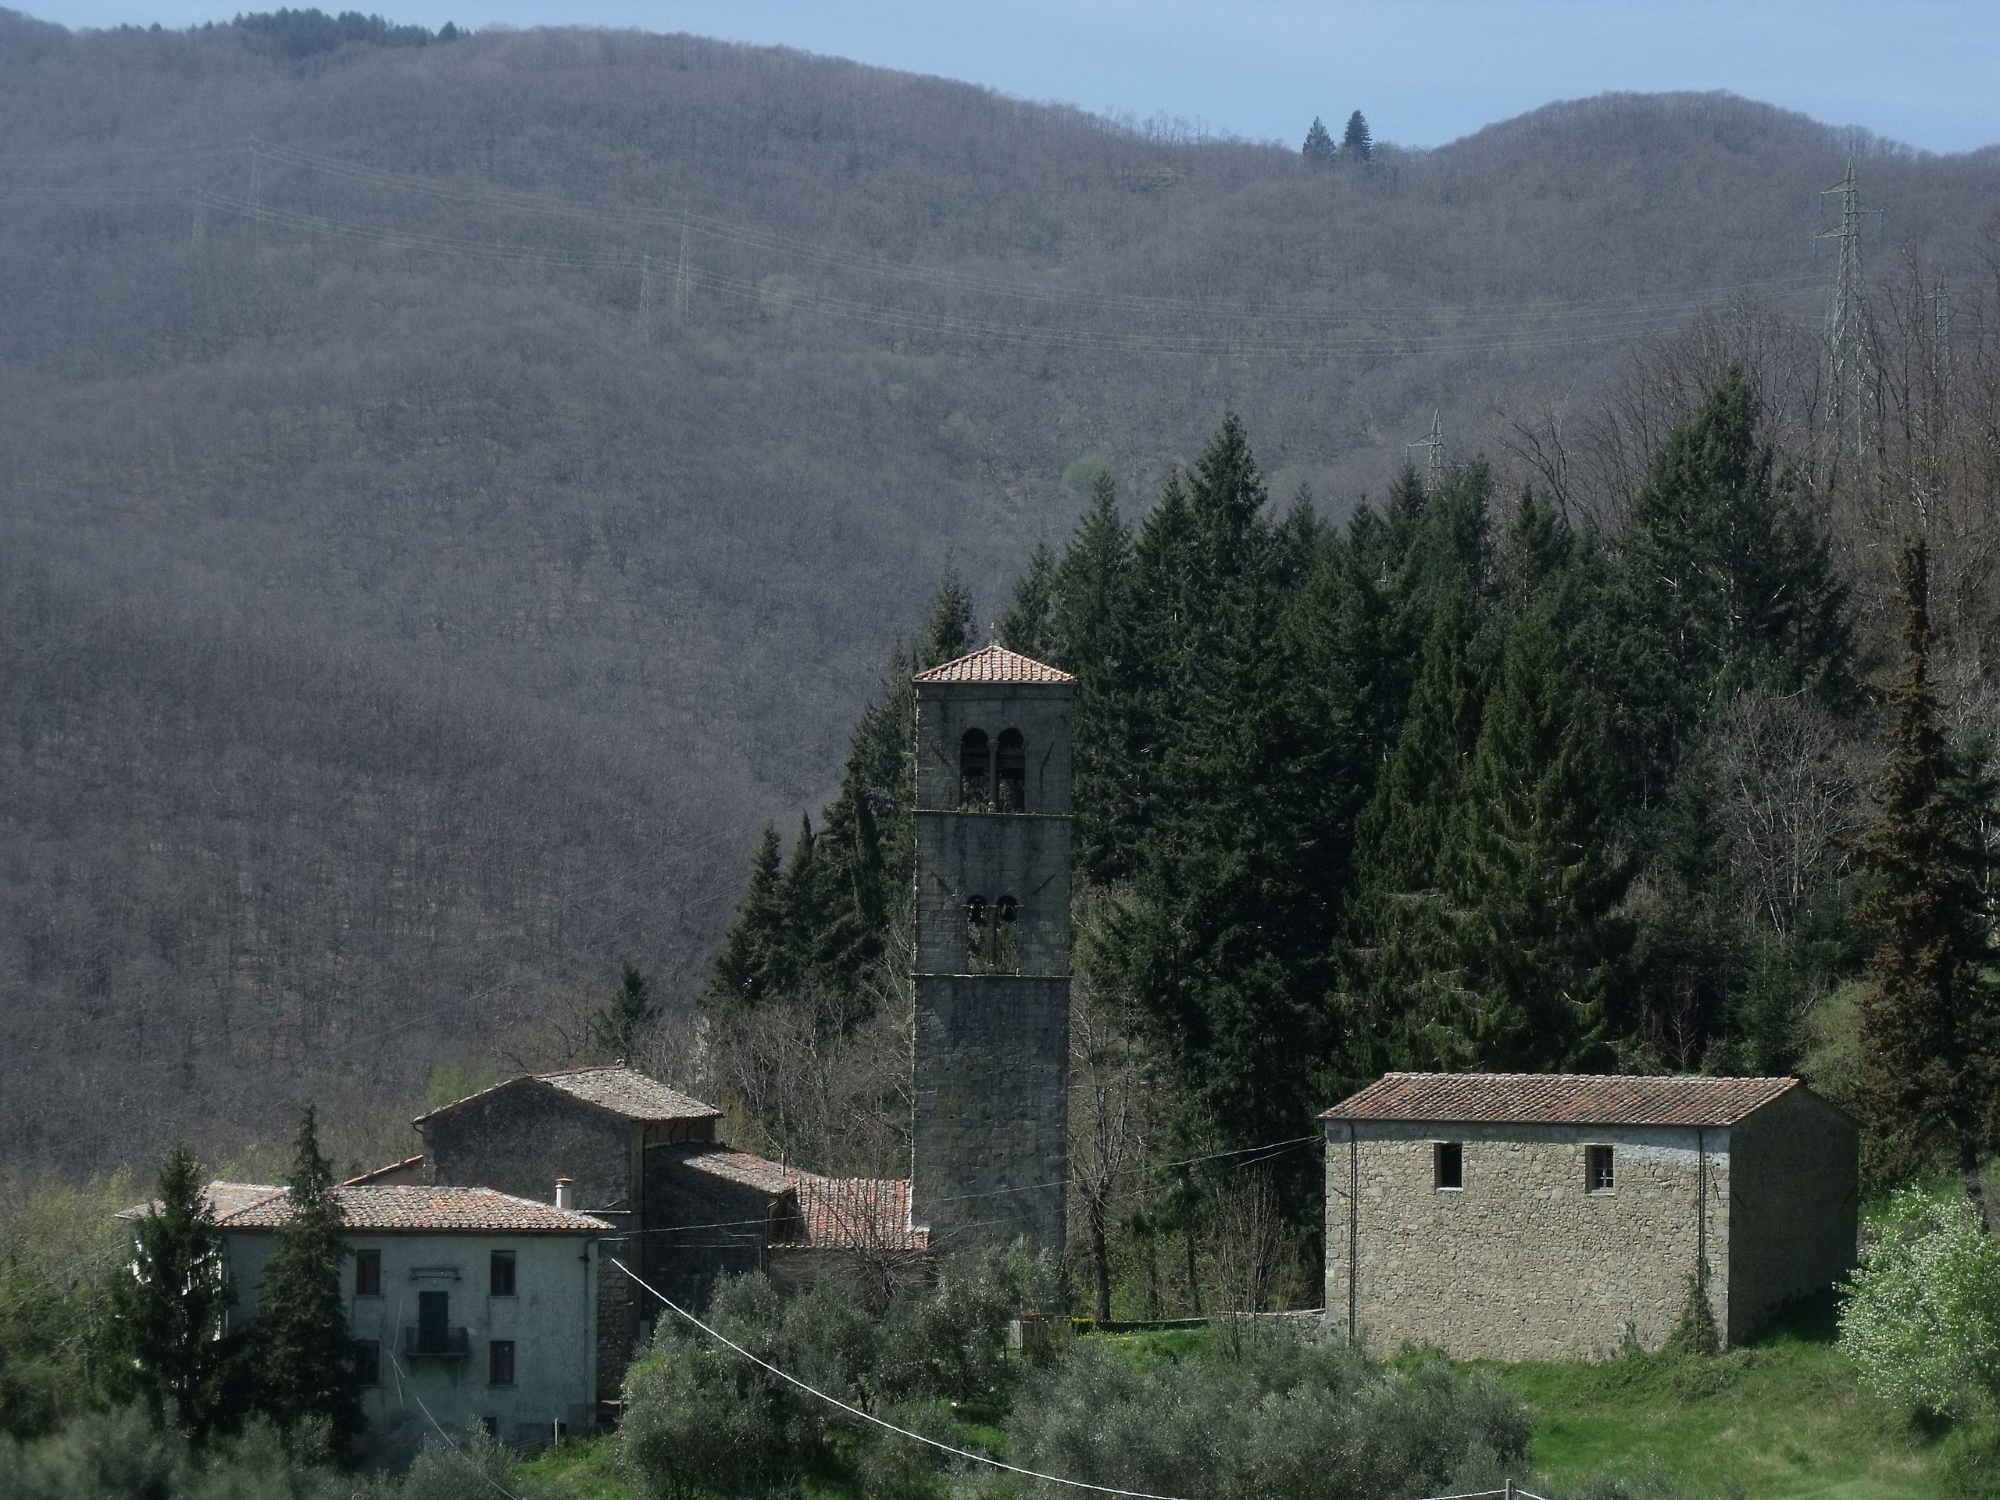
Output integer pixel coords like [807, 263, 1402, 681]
[489, 1339, 515, 1387]
[1586, 1144, 1615, 1193]
[1434, 1141, 1463, 1190]
[490, 1249, 516, 1297]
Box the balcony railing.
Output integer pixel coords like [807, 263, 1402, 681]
[401, 1326, 471, 1359]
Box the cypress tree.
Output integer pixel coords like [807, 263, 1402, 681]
[106, 1145, 239, 1442]
[256, 1104, 360, 1455]
[1852, 539, 2000, 1208]
[1301, 117, 1336, 161]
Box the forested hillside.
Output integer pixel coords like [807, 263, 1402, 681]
[3, 5, 1998, 1175]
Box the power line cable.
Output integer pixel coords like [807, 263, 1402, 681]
[612, 1256, 1197, 1500]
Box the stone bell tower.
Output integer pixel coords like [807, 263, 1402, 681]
[908, 644, 1074, 1250]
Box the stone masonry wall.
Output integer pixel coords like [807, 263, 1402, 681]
[910, 676, 1072, 1255]
[1324, 1121, 1729, 1361]
[422, 1083, 635, 1217]
[912, 973, 1069, 1248]
[913, 813, 1071, 976]
[1726, 1091, 1858, 1341]
[913, 686, 1072, 814]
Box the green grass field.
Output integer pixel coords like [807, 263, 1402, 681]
[1486, 1294, 1960, 1500]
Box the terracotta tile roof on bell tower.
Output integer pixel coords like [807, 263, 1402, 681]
[912, 644, 1074, 685]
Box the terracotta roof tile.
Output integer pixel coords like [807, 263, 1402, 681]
[913, 645, 1074, 686]
[666, 1149, 927, 1251]
[1322, 1072, 1802, 1128]
[122, 1181, 612, 1232]
[794, 1176, 927, 1252]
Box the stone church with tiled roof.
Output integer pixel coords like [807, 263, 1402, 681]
[1322, 1072, 1858, 1360]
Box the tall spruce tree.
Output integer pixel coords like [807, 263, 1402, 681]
[1852, 540, 2000, 1209]
[106, 1145, 239, 1442]
[1102, 418, 1338, 1207]
[1302, 117, 1336, 161]
[706, 825, 787, 1010]
[918, 553, 975, 669]
[1050, 473, 1135, 880]
[1608, 365, 1851, 810]
[1449, 604, 1624, 1069]
[1343, 582, 1487, 1067]
[1342, 110, 1373, 160]
[997, 541, 1057, 657]
[257, 1104, 360, 1454]
[591, 962, 656, 1059]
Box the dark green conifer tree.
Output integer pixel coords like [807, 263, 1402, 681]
[1302, 117, 1336, 161]
[1050, 473, 1134, 880]
[1449, 605, 1624, 1069]
[997, 541, 1057, 657]
[256, 1105, 360, 1455]
[1343, 582, 1486, 1067]
[592, 962, 657, 1059]
[1102, 417, 1337, 1206]
[1607, 365, 1851, 809]
[106, 1145, 239, 1442]
[706, 562, 972, 1019]
[1852, 539, 2000, 1208]
[1342, 110, 1373, 160]
[706, 826, 788, 1011]
[918, 553, 975, 669]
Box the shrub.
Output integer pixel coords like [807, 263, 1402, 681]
[1006, 1330, 1529, 1500]
[620, 1310, 787, 1500]
[621, 1245, 1056, 1500]
[1840, 1189, 2000, 1417]
[0, 1407, 351, 1500]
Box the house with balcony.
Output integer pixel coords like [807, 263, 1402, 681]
[160, 1179, 612, 1450]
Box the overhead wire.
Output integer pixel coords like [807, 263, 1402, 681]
[613, 1255, 1197, 1500]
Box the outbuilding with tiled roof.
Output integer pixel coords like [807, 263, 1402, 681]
[1322, 1071, 1856, 1361]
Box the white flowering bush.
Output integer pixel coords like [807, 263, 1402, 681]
[1840, 1189, 2000, 1417]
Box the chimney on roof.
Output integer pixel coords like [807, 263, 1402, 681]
[554, 1178, 574, 1211]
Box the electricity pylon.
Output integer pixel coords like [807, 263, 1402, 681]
[1816, 157, 1880, 459]
[1409, 409, 1446, 493]
[674, 215, 692, 319]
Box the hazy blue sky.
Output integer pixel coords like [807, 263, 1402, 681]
[22, 0, 2000, 155]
